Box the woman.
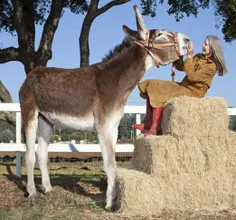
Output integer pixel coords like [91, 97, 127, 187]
[133, 35, 227, 135]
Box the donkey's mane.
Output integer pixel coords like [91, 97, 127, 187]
[101, 37, 133, 62]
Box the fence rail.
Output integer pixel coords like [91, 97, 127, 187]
[0, 103, 236, 177]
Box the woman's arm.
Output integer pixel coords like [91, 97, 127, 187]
[184, 61, 217, 83]
[173, 56, 184, 71]
[174, 41, 194, 71]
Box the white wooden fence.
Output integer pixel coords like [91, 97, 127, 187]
[0, 103, 236, 177]
[0, 104, 145, 177]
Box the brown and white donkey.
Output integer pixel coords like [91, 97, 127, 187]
[19, 5, 190, 211]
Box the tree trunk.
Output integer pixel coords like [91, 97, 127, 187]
[0, 0, 63, 126]
[79, 0, 130, 67]
[79, 13, 95, 67]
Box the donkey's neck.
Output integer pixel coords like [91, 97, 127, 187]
[95, 45, 154, 107]
[97, 45, 152, 97]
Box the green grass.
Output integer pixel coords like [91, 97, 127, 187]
[0, 162, 111, 220]
[2, 161, 234, 219]
[86, 199, 104, 213]
[0, 209, 14, 220]
[29, 211, 43, 220]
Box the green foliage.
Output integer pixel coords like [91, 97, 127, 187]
[0, 129, 14, 142]
[52, 114, 137, 144]
[214, 0, 236, 42]
[141, 0, 157, 17]
[141, 0, 210, 20]
[0, 0, 88, 34]
[0, 120, 15, 142]
[0, 0, 13, 33]
[0, 120, 15, 132]
[57, 129, 97, 143]
[141, 0, 236, 42]
[64, 0, 89, 14]
[229, 115, 236, 131]
[118, 113, 136, 142]
[50, 134, 61, 142]
[165, 0, 210, 21]
[1, 0, 235, 42]
[0, 0, 51, 34]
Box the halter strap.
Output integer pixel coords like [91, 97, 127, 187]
[134, 30, 181, 80]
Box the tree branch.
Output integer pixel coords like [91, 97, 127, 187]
[97, 0, 130, 16]
[37, 0, 63, 61]
[0, 47, 20, 63]
[0, 12, 12, 25]
[79, 0, 130, 67]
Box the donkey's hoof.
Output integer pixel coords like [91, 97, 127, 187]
[28, 194, 36, 204]
[105, 204, 115, 212]
[43, 184, 52, 194]
[44, 189, 53, 198]
[105, 205, 112, 212]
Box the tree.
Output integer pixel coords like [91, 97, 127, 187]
[0, 0, 64, 123]
[0, 0, 235, 123]
[79, 0, 130, 67]
[0, 0, 132, 123]
[213, 0, 236, 42]
[141, 0, 236, 43]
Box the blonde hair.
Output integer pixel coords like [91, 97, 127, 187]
[207, 35, 227, 76]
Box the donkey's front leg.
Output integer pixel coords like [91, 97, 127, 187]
[97, 123, 118, 211]
[25, 110, 39, 201]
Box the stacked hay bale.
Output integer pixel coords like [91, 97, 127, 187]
[116, 97, 236, 216]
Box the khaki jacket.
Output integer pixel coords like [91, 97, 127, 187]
[175, 53, 217, 97]
[138, 53, 217, 108]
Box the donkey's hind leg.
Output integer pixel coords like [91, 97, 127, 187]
[24, 109, 39, 201]
[97, 123, 118, 211]
[36, 115, 53, 193]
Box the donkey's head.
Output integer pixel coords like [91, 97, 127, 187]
[123, 5, 191, 67]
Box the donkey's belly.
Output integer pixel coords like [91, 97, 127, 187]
[41, 112, 96, 131]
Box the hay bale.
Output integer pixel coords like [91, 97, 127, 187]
[116, 167, 236, 215]
[226, 131, 236, 173]
[132, 135, 230, 177]
[116, 168, 161, 215]
[132, 135, 180, 177]
[116, 96, 236, 216]
[161, 97, 229, 139]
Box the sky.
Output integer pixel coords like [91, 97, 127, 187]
[0, 1, 235, 107]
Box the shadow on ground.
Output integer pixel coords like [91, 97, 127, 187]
[3, 164, 107, 209]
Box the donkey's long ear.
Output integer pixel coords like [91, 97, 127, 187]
[134, 5, 148, 40]
[123, 25, 138, 40]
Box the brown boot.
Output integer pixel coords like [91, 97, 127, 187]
[145, 106, 163, 136]
[133, 98, 152, 131]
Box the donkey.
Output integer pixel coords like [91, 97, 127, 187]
[19, 5, 190, 211]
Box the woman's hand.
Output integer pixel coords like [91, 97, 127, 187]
[187, 41, 194, 58]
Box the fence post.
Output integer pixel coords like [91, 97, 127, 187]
[16, 112, 22, 177]
[135, 114, 141, 136]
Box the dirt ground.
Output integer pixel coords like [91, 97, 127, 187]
[1, 161, 236, 220]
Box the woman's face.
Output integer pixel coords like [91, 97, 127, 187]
[202, 39, 211, 57]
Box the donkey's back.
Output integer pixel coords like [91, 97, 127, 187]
[22, 66, 99, 112]
[20, 65, 101, 131]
